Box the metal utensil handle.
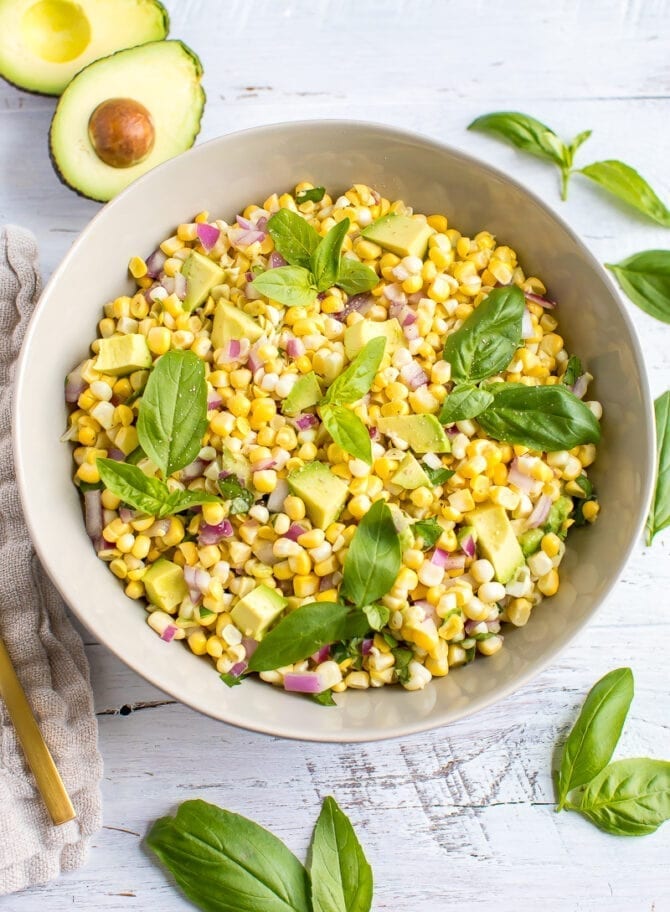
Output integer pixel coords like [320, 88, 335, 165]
[0, 637, 76, 826]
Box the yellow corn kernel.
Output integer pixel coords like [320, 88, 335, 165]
[380, 400, 410, 417]
[539, 333, 564, 357]
[253, 470, 277, 494]
[403, 548, 424, 571]
[541, 533, 561, 558]
[131, 535, 151, 560]
[427, 276, 451, 303]
[250, 398, 277, 424]
[76, 462, 100, 484]
[227, 394, 251, 417]
[177, 541, 198, 566]
[427, 214, 447, 232]
[114, 426, 138, 456]
[281, 496, 303, 522]
[147, 326, 171, 356]
[439, 614, 464, 641]
[124, 580, 144, 599]
[293, 574, 319, 598]
[288, 550, 312, 576]
[109, 558, 128, 580]
[205, 636, 224, 659]
[507, 597, 532, 627]
[402, 274, 423, 295]
[162, 516, 185, 548]
[275, 427, 298, 450]
[538, 569, 559, 597]
[409, 486, 433, 509]
[425, 639, 449, 676]
[348, 495, 371, 520]
[582, 500, 600, 523]
[187, 630, 208, 656]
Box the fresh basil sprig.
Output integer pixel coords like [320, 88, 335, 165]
[438, 382, 494, 424]
[338, 258, 379, 295]
[580, 161, 670, 227]
[136, 350, 208, 478]
[477, 383, 601, 451]
[562, 355, 582, 387]
[251, 265, 317, 308]
[310, 796, 373, 912]
[606, 250, 670, 324]
[468, 111, 591, 200]
[443, 285, 525, 381]
[340, 499, 402, 607]
[266, 208, 321, 270]
[218, 475, 255, 515]
[556, 667, 634, 810]
[296, 186, 326, 204]
[423, 465, 454, 486]
[312, 218, 349, 292]
[320, 405, 372, 465]
[97, 458, 220, 518]
[647, 390, 670, 545]
[412, 518, 443, 550]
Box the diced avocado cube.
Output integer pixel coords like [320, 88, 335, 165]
[469, 505, 524, 584]
[230, 584, 288, 640]
[377, 414, 451, 454]
[391, 452, 432, 490]
[181, 251, 225, 312]
[361, 214, 433, 259]
[343, 318, 402, 366]
[518, 527, 544, 557]
[544, 496, 573, 539]
[94, 334, 151, 377]
[143, 559, 188, 613]
[211, 295, 264, 349]
[282, 372, 322, 417]
[287, 461, 349, 530]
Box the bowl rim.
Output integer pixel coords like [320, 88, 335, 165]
[13, 118, 656, 742]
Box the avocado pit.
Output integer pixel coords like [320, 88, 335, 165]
[88, 97, 155, 169]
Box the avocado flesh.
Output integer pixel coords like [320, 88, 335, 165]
[343, 318, 402, 365]
[0, 0, 168, 96]
[518, 527, 543, 557]
[391, 453, 432, 490]
[182, 252, 225, 313]
[362, 214, 433, 259]
[143, 559, 187, 613]
[49, 40, 204, 201]
[231, 584, 287, 640]
[287, 462, 349, 530]
[94, 333, 151, 376]
[282, 372, 322, 417]
[469, 505, 524, 584]
[377, 414, 451, 454]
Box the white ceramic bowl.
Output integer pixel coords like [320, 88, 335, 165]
[14, 121, 655, 742]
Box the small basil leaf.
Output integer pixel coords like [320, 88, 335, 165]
[337, 259, 379, 295]
[340, 500, 401, 608]
[320, 404, 372, 464]
[439, 383, 494, 424]
[312, 689, 337, 706]
[477, 383, 601, 451]
[647, 390, 670, 545]
[391, 647, 412, 684]
[556, 667, 634, 810]
[166, 488, 221, 513]
[251, 265, 317, 308]
[220, 672, 243, 688]
[267, 209, 321, 269]
[248, 602, 360, 672]
[423, 466, 455, 486]
[146, 799, 311, 912]
[97, 458, 171, 516]
[443, 285, 525, 381]
[218, 476, 255, 515]
[574, 474, 594, 499]
[568, 129, 593, 159]
[412, 518, 443, 550]
[312, 218, 349, 292]
[362, 604, 390, 631]
[468, 111, 567, 166]
[580, 161, 670, 227]
[323, 337, 386, 406]
[575, 758, 670, 837]
[562, 355, 582, 387]
[296, 186, 326, 204]
[309, 796, 373, 912]
[606, 250, 670, 324]
[137, 350, 208, 478]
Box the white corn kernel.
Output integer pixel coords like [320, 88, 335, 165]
[402, 661, 432, 691]
[528, 550, 553, 578]
[316, 660, 343, 689]
[477, 581, 506, 603]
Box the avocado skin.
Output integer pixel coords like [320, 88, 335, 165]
[48, 39, 205, 202]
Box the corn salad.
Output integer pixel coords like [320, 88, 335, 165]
[65, 183, 600, 696]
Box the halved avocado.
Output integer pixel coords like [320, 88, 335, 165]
[0, 0, 169, 96]
[49, 40, 205, 201]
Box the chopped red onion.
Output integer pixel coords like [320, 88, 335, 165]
[525, 291, 557, 309]
[108, 447, 125, 462]
[181, 458, 206, 481]
[286, 336, 305, 358]
[283, 672, 326, 694]
[145, 249, 167, 278]
[464, 619, 487, 636]
[236, 215, 253, 230]
[161, 275, 175, 295]
[461, 534, 476, 559]
[118, 506, 137, 523]
[384, 283, 407, 305]
[252, 457, 276, 472]
[571, 374, 589, 399]
[65, 361, 86, 403]
[199, 519, 234, 545]
[527, 494, 552, 528]
[267, 478, 289, 513]
[522, 309, 534, 339]
[361, 638, 374, 656]
[173, 272, 187, 301]
[293, 413, 318, 430]
[269, 251, 287, 269]
[507, 459, 538, 494]
[400, 361, 428, 390]
[311, 645, 331, 664]
[431, 548, 466, 571]
[242, 636, 258, 658]
[284, 523, 306, 542]
[183, 565, 211, 603]
[256, 216, 268, 231]
[403, 322, 420, 341]
[389, 300, 417, 327]
[415, 599, 438, 622]
[196, 223, 221, 251]
[149, 518, 171, 537]
[368, 426, 378, 439]
[319, 573, 336, 591]
[208, 393, 223, 410]
[247, 343, 263, 374]
[161, 624, 178, 643]
[229, 660, 248, 677]
[231, 227, 266, 248]
[84, 490, 103, 543]
[333, 293, 373, 322]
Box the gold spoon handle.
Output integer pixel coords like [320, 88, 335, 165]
[0, 637, 76, 826]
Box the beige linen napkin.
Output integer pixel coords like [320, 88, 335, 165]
[0, 226, 103, 895]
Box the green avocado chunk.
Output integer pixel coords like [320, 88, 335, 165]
[391, 453, 432, 490]
[94, 333, 151, 376]
[230, 584, 288, 640]
[544, 495, 573, 539]
[210, 294, 264, 349]
[287, 462, 349, 530]
[282, 372, 322, 417]
[377, 414, 451, 454]
[469, 505, 524, 584]
[518, 527, 544, 557]
[143, 559, 188, 613]
[182, 252, 225, 312]
[343, 318, 402, 365]
[49, 40, 205, 201]
[361, 214, 433, 258]
[0, 0, 169, 96]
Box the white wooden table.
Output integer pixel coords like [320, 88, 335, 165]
[2, 2, 670, 909]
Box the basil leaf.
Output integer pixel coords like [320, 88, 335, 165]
[247, 603, 368, 673]
[146, 799, 311, 912]
[309, 796, 373, 912]
[97, 458, 171, 516]
[312, 218, 349, 292]
[556, 667, 634, 810]
[251, 265, 317, 308]
[443, 285, 525, 381]
[137, 350, 208, 478]
[574, 758, 670, 836]
[218, 476, 255, 515]
[340, 500, 401, 608]
[580, 160, 670, 227]
[220, 672, 243, 688]
[312, 689, 337, 706]
[647, 390, 670, 545]
[606, 250, 670, 324]
[562, 355, 582, 387]
[423, 466, 454, 486]
[323, 337, 386, 406]
[412, 518, 443, 550]
[574, 474, 594, 498]
[362, 604, 390, 631]
[296, 186, 326, 204]
[320, 404, 372, 464]
[439, 383, 494, 424]
[477, 383, 601, 451]
[337, 259, 379, 295]
[391, 647, 412, 684]
[468, 111, 566, 166]
[267, 209, 321, 269]
[167, 488, 222, 513]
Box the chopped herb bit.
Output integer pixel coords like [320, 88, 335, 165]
[424, 465, 455, 486]
[412, 518, 443, 550]
[391, 647, 413, 684]
[311, 689, 337, 706]
[217, 475, 254, 515]
[563, 355, 582, 387]
[296, 186, 326, 204]
[220, 672, 243, 688]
